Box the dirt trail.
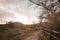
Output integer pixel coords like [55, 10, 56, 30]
[21, 30, 41, 40]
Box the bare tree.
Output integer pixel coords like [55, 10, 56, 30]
[29, 0, 60, 40]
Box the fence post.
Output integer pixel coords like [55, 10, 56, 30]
[50, 27, 52, 40]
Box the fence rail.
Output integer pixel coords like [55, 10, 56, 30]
[41, 27, 60, 40]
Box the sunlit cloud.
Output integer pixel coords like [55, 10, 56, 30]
[0, 0, 43, 24]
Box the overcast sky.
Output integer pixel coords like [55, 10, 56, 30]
[0, 0, 44, 24]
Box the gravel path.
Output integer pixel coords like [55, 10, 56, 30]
[21, 31, 41, 40]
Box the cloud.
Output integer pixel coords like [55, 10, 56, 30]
[0, 0, 43, 24]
